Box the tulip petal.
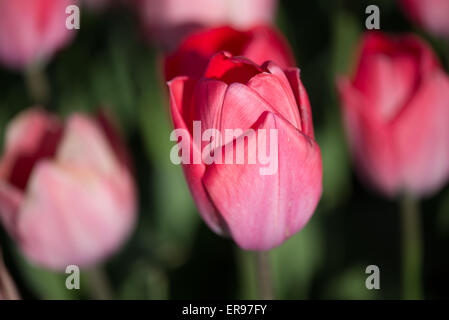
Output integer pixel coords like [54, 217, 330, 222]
[56, 113, 121, 176]
[193, 78, 228, 150]
[244, 25, 295, 69]
[204, 51, 262, 85]
[202, 111, 322, 250]
[354, 32, 440, 121]
[0, 181, 23, 236]
[167, 76, 226, 234]
[0, 108, 62, 191]
[337, 77, 400, 196]
[285, 68, 315, 138]
[16, 161, 135, 270]
[164, 26, 251, 80]
[392, 70, 449, 196]
[219, 82, 281, 146]
[247, 63, 301, 130]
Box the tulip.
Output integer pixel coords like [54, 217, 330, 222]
[337, 32, 449, 197]
[0, 248, 20, 300]
[167, 52, 322, 250]
[0, 0, 78, 70]
[400, 0, 449, 39]
[164, 25, 295, 81]
[0, 108, 136, 270]
[134, 0, 277, 50]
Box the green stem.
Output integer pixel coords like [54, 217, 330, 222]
[25, 63, 50, 105]
[400, 194, 423, 300]
[255, 251, 274, 300]
[85, 266, 114, 300]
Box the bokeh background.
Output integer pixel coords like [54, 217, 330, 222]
[1, 0, 448, 299]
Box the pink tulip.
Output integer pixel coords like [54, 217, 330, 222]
[0, 108, 136, 270]
[167, 52, 322, 250]
[0, 0, 77, 70]
[134, 0, 277, 50]
[337, 32, 449, 197]
[400, 0, 449, 39]
[164, 25, 295, 81]
[0, 248, 20, 300]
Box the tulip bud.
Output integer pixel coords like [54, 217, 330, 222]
[167, 52, 322, 250]
[337, 32, 449, 197]
[133, 0, 278, 50]
[0, 109, 137, 270]
[400, 0, 449, 39]
[164, 25, 295, 81]
[0, 0, 78, 70]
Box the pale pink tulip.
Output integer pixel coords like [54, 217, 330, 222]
[400, 0, 449, 39]
[0, 0, 78, 70]
[338, 32, 449, 197]
[0, 109, 136, 270]
[134, 0, 277, 50]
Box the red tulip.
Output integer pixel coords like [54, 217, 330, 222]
[400, 0, 449, 39]
[0, 0, 77, 70]
[0, 109, 136, 270]
[168, 52, 322, 250]
[337, 32, 449, 197]
[164, 25, 295, 81]
[0, 248, 20, 300]
[134, 0, 277, 50]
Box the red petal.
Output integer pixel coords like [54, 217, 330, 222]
[204, 51, 262, 84]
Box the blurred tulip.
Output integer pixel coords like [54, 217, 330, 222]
[164, 25, 295, 81]
[337, 32, 449, 197]
[0, 0, 77, 70]
[0, 248, 21, 300]
[134, 0, 277, 50]
[400, 0, 449, 39]
[0, 109, 137, 270]
[168, 52, 322, 250]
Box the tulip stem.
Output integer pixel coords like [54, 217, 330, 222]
[400, 194, 423, 300]
[85, 267, 114, 300]
[255, 251, 274, 300]
[25, 63, 50, 105]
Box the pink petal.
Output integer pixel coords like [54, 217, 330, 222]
[16, 161, 135, 270]
[56, 113, 121, 175]
[219, 82, 276, 145]
[167, 77, 225, 234]
[247, 62, 301, 130]
[392, 70, 449, 196]
[285, 68, 315, 138]
[0, 108, 62, 191]
[193, 78, 228, 150]
[244, 25, 295, 69]
[337, 77, 400, 196]
[0, 181, 23, 236]
[0, 0, 76, 69]
[202, 111, 322, 250]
